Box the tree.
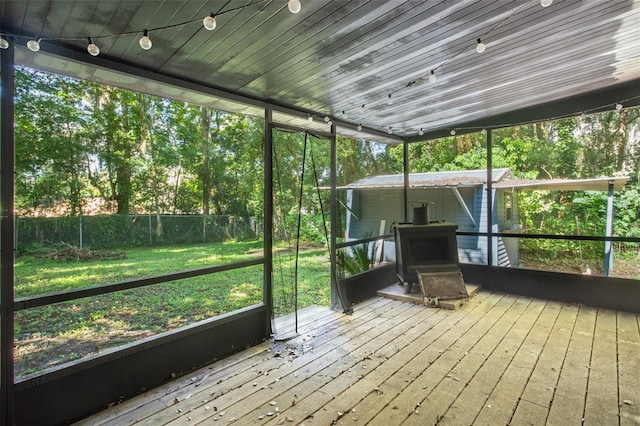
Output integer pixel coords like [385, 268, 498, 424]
[15, 68, 92, 215]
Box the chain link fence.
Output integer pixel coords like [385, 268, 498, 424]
[16, 214, 262, 253]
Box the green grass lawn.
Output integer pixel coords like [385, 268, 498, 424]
[14, 241, 331, 377]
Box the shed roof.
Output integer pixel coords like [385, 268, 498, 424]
[344, 169, 629, 191]
[343, 168, 512, 189]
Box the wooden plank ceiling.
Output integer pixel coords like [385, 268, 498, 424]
[2, 0, 640, 144]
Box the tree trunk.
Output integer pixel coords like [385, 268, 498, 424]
[115, 95, 132, 214]
[201, 106, 211, 215]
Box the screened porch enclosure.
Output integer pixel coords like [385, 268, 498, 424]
[1, 1, 640, 425]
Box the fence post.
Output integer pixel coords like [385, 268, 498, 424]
[203, 214, 206, 243]
[148, 214, 152, 245]
[79, 215, 83, 249]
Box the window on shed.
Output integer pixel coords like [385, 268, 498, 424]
[505, 193, 513, 221]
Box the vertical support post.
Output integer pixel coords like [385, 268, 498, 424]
[263, 109, 273, 335]
[329, 123, 346, 312]
[486, 129, 493, 267]
[1, 41, 16, 426]
[604, 180, 614, 277]
[403, 140, 409, 222]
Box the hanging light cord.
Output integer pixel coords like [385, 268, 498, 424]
[1, 0, 270, 44]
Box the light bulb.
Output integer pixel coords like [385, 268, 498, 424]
[288, 0, 301, 13]
[324, 115, 330, 122]
[429, 70, 436, 83]
[357, 124, 362, 131]
[476, 38, 486, 53]
[307, 115, 313, 122]
[139, 30, 152, 50]
[87, 38, 100, 56]
[328, 120, 333, 126]
[27, 39, 40, 52]
[203, 14, 217, 30]
[387, 94, 393, 105]
[388, 127, 393, 135]
[419, 128, 424, 136]
[341, 110, 346, 117]
[616, 103, 623, 110]
[361, 104, 365, 111]
[450, 129, 456, 136]
[541, 0, 553, 6]
[0, 36, 8, 49]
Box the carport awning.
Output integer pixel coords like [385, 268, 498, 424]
[494, 176, 629, 192]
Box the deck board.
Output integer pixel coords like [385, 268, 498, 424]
[440, 297, 544, 425]
[618, 311, 640, 425]
[76, 292, 640, 426]
[510, 302, 572, 425]
[583, 309, 620, 425]
[545, 305, 597, 425]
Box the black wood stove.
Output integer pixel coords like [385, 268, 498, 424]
[393, 222, 467, 300]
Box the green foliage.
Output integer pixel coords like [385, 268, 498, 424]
[336, 241, 373, 278]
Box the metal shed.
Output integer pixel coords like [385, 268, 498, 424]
[343, 169, 629, 268]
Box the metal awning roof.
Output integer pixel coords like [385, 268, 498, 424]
[343, 169, 629, 191]
[2, 0, 640, 144]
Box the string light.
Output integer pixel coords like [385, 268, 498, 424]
[87, 37, 100, 56]
[288, 0, 301, 13]
[27, 38, 41, 52]
[7, 0, 630, 139]
[328, 120, 333, 126]
[324, 115, 330, 122]
[139, 30, 152, 50]
[203, 14, 217, 31]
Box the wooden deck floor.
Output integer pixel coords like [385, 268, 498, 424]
[76, 290, 640, 425]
